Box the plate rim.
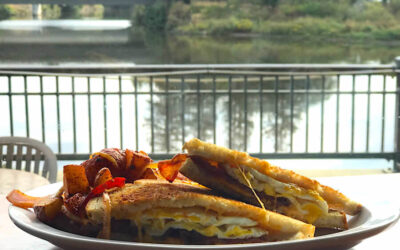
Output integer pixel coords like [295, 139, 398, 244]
[8, 182, 400, 249]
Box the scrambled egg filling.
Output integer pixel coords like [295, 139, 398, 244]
[136, 208, 267, 239]
[224, 165, 329, 224]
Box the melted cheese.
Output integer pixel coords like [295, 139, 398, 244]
[224, 164, 329, 224]
[237, 165, 266, 210]
[135, 208, 266, 239]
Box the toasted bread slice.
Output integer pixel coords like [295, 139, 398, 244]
[86, 179, 315, 242]
[180, 158, 348, 229]
[183, 138, 361, 216]
[181, 139, 361, 230]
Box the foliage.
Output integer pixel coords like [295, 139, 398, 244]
[43, 4, 104, 19]
[201, 4, 230, 19]
[0, 5, 12, 20]
[103, 5, 131, 19]
[143, 1, 169, 31]
[132, 5, 146, 26]
[6, 4, 103, 20]
[79, 5, 104, 19]
[279, 0, 342, 18]
[351, 2, 395, 25]
[261, 0, 279, 8]
[172, 0, 400, 40]
[42, 5, 61, 19]
[234, 19, 253, 32]
[205, 18, 235, 35]
[3, 0, 400, 41]
[257, 17, 344, 36]
[167, 2, 191, 30]
[59, 5, 79, 19]
[389, 0, 400, 16]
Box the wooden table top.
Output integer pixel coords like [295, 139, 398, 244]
[1, 173, 400, 250]
[0, 168, 55, 250]
[0, 168, 50, 195]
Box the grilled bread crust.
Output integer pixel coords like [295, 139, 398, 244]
[86, 180, 315, 241]
[182, 138, 362, 215]
[180, 158, 348, 229]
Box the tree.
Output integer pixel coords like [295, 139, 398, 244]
[0, 5, 12, 20]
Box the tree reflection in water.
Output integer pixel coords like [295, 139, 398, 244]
[142, 74, 335, 153]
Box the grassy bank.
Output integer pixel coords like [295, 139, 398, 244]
[178, 17, 400, 40]
[133, 0, 400, 41]
[3, 1, 400, 41]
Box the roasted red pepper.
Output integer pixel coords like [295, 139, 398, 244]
[90, 177, 125, 196]
[6, 189, 47, 209]
[78, 177, 126, 213]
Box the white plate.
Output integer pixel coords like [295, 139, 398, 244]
[8, 182, 400, 250]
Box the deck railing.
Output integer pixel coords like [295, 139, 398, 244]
[0, 62, 399, 171]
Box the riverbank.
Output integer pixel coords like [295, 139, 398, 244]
[175, 17, 400, 41]
[132, 0, 400, 42]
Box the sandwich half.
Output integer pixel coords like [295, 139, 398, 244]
[180, 138, 362, 230]
[85, 179, 315, 244]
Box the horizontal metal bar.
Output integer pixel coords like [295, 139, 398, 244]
[57, 152, 399, 161]
[209, 69, 395, 77]
[0, 69, 210, 78]
[0, 75, 376, 86]
[1, 90, 398, 96]
[248, 152, 399, 160]
[0, 68, 394, 77]
[0, 63, 393, 71]
[0, 69, 394, 78]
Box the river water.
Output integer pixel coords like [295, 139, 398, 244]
[0, 20, 397, 171]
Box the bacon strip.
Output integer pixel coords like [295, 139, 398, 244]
[158, 154, 188, 182]
[125, 149, 134, 169]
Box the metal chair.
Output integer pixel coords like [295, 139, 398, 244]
[0, 136, 57, 183]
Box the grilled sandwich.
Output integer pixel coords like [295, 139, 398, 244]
[85, 179, 315, 244]
[180, 138, 362, 230]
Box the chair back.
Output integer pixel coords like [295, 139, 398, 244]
[0, 136, 57, 183]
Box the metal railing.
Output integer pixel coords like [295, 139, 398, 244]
[0, 62, 399, 171]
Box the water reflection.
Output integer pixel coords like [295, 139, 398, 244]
[145, 75, 395, 154]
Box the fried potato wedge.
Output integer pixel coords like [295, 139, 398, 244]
[132, 151, 152, 169]
[33, 196, 63, 222]
[126, 149, 152, 169]
[140, 167, 159, 180]
[63, 164, 90, 197]
[94, 168, 113, 187]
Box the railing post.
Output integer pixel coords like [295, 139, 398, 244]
[394, 57, 400, 171]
